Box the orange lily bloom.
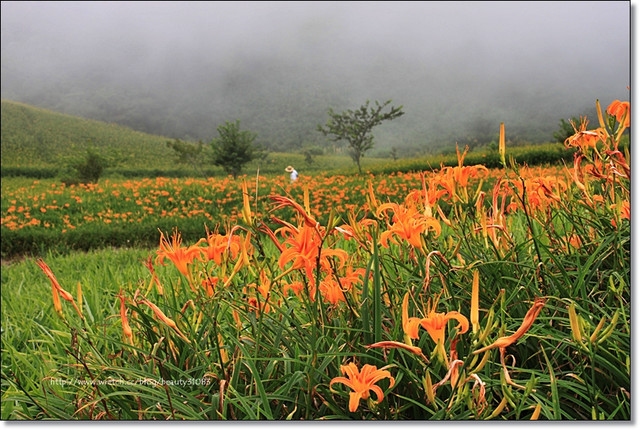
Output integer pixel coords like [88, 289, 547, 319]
[36, 259, 83, 318]
[254, 269, 272, 300]
[402, 293, 468, 364]
[140, 298, 191, 344]
[377, 202, 440, 249]
[155, 230, 204, 278]
[435, 145, 488, 203]
[402, 293, 424, 341]
[474, 298, 546, 354]
[339, 267, 367, 292]
[403, 293, 469, 346]
[367, 341, 430, 364]
[564, 117, 606, 152]
[319, 278, 346, 305]
[269, 194, 318, 228]
[118, 290, 134, 345]
[142, 256, 163, 295]
[420, 301, 469, 347]
[607, 100, 630, 128]
[202, 227, 241, 266]
[282, 279, 307, 298]
[276, 222, 347, 282]
[610, 200, 630, 228]
[330, 363, 395, 412]
[202, 276, 219, 297]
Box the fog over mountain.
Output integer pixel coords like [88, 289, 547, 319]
[1, 1, 630, 155]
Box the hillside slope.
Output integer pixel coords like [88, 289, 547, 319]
[1, 99, 174, 169]
[0, 100, 396, 177]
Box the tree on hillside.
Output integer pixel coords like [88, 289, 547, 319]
[317, 100, 404, 173]
[210, 120, 261, 179]
[61, 146, 121, 184]
[166, 138, 207, 178]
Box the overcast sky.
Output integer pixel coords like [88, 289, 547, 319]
[2, 1, 629, 76]
[0, 1, 631, 146]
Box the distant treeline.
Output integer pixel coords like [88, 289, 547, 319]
[1, 143, 591, 180]
[3, 98, 623, 181]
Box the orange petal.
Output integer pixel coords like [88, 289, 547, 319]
[474, 298, 545, 354]
[367, 341, 423, 357]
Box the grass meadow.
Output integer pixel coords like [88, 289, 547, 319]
[0, 100, 631, 420]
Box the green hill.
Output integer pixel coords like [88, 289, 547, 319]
[0, 100, 398, 178]
[1, 99, 175, 171]
[1, 99, 587, 180]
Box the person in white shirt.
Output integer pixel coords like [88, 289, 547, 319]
[285, 165, 298, 182]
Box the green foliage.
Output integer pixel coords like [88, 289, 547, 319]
[301, 144, 324, 166]
[166, 139, 208, 178]
[318, 100, 405, 173]
[61, 146, 120, 184]
[210, 120, 261, 178]
[360, 142, 577, 176]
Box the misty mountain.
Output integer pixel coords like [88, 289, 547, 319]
[1, 2, 629, 156]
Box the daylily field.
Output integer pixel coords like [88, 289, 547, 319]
[0, 100, 630, 420]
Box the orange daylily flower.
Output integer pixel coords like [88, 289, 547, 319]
[377, 202, 440, 249]
[276, 222, 348, 282]
[620, 200, 630, 220]
[367, 341, 430, 363]
[319, 278, 346, 305]
[339, 267, 367, 292]
[36, 259, 83, 319]
[118, 290, 134, 345]
[140, 298, 191, 344]
[246, 269, 282, 315]
[142, 256, 163, 295]
[282, 279, 307, 298]
[420, 304, 469, 347]
[155, 230, 204, 278]
[402, 292, 468, 365]
[607, 100, 630, 128]
[403, 293, 469, 346]
[610, 200, 630, 228]
[435, 145, 488, 203]
[202, 227, 241, 266]
[330, 363, 395, 412]
[202, 276, 219, 297]
[402, 293, 424, 341]
[269, 194, 318, 228]
[474, 297, 546, 354]
[564, 117, 606, 152]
